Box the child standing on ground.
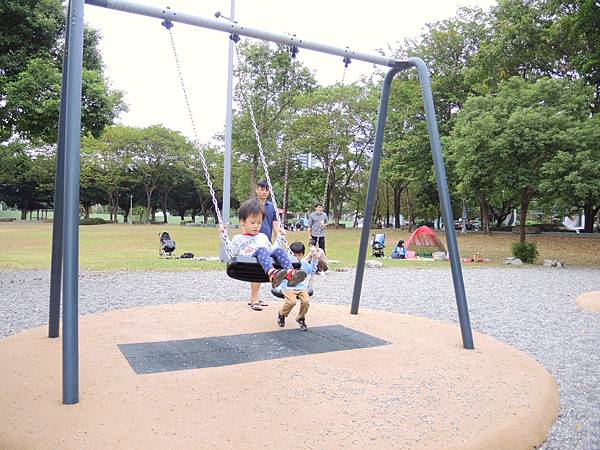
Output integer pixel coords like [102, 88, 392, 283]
[222, 198, 306, 311]
[276, 241, 323, 331]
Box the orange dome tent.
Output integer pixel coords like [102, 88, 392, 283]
[404, 226, 446, 257]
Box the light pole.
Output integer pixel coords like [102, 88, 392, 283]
[128, 194, 133, 225]
[216, 0, 235, 261]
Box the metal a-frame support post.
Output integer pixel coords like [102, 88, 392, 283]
[350, 59, 474, 350]
[48, 1, 71, 339]
[50, 0, 85, 404]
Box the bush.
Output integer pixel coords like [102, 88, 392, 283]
[79, 217, 107, 225]
[511, 242, 539, 264]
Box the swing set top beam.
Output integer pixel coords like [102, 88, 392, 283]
[85, 0, 413, 71]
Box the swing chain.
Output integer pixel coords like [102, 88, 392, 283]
[234, 43, 292, 255]
[165, 26, 233, 258]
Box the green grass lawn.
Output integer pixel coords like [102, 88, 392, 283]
[1, 221, 599, 271]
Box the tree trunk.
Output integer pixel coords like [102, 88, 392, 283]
[519, 191, 532, 244]
[385, 183, 390, 228]
[583, 200, 594, 233]
[393, 185, 403, 229]
[479, 195, 491, 236]
[108, 193, 113, 222]
[113, 189, 119, 223]
[335, 199, 343, 228]
[250, 154, 258, 196]
[283, 151, 290, 223]
[145, 190, 153, 223]
[461, 199, 468, 235]
[21, 209, 27, 220]
[407, 188, 414, 233]
[161, 189, 170, 223]
[84, 205, 90, 219]
[372, 196, 379, 224]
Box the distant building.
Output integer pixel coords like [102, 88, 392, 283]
[297, 153, 312, 169]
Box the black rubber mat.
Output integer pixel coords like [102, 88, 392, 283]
[119, 325, 390, 374]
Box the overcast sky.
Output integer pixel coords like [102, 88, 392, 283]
[84, 0, 497, 142]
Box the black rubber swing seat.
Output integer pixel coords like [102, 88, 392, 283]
[226, 255, 272, 283]
[226, 256, 314, 298]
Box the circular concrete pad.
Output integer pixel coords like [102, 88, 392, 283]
[576, 291, 600, 313]
[0, 302, 558, 449]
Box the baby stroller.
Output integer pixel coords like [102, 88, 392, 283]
[159, 231, 176, 258]
[371, 233, 385, 257]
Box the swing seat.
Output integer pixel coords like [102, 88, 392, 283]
[226, 256, 272, 283]
[225, 256, 306, 284]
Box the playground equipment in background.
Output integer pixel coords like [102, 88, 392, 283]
[563, 214, 585, 233]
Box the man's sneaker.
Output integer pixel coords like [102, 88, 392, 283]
[270, 269, 287, 288]
[286, 269, 307, 287]
[277, 312, 286, 327]
[296, 317, 308, 331]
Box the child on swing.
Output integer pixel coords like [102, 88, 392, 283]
[276, 241, 325, 331]
[221, 198, 306, 310]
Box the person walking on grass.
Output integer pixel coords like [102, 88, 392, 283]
[220, 198, 306, 311]
[308, 202, 328, 253]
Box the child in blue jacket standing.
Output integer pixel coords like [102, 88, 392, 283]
[276, 241, 323, 331]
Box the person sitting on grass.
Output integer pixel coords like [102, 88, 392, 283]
[276, 241, 324, 331]
[391, 240, 407, 259]
[220, 198, 306, 311]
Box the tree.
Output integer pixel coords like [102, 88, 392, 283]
[287, 82, 378, 223]
[545, 0, 600, 112]
[0, 0, 125, 143]
[81, 128, 132, 222]
[231, 41, 316, 195]
[126, 126, 194, 223]
[448, 76, 593, 243]
[466, 0, 568, 94]
[0, 142, 54, 218]
[540, 116, 600, 232]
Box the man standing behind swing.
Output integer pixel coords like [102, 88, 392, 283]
[249, 180, 281, 308]
[308, 202, 328, 253]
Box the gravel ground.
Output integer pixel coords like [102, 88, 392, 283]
[1, 266, 599, 449]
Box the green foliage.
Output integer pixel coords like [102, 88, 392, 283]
[232, 41, 316, 195]
[79, 217, 107, 225]
[447, 76, 594, 240]
[511, 241, 539, 264]
[545, 0, 600, 112]
[0, 142, 55, 214]
[0, 0, 125, 143]
[467, 0, 563, 93]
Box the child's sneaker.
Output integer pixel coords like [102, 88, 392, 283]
[286, 269, 307, 287]
[277, 312, 285, 327]
[270, 269, 287, 288]
[296, 317, 308, 331]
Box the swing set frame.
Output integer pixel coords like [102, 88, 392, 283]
[50, 0, 474, 404]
